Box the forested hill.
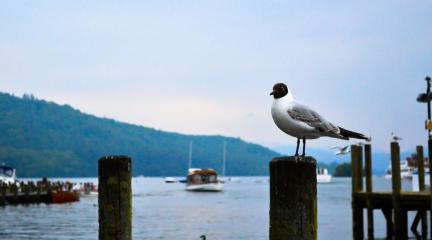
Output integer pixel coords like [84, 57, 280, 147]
[0, 92, 278, 177]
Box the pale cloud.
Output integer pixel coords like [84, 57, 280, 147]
[1, 1, 431, 152]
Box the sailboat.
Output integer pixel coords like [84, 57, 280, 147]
[185, 141, 224, 192]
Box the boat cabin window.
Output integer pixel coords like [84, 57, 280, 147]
[189, 173, 217, 184]
[208, 175, 216, 182]
[193, 175, 201, 183]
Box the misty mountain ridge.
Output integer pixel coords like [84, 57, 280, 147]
[0, 92, 278, 177]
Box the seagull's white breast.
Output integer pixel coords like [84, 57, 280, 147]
[271, 98, 320, 139]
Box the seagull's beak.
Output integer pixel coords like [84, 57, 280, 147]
[270, 91, 274, 96]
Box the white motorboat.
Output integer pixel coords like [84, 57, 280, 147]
[384, 160, 413, 179]
[184, 141, 224, 192]
[0, 166, 17, 184]
[164, 177, 177, 183]
[317, 167, 332, 183]
[185, 168, 224, 192]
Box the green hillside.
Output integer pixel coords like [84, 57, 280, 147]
[0, 92, 278, 177]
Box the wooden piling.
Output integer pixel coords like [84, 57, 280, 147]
[391, 141, 406, 239]
[351, 145, 364, 240]
[382, 208, 393, 238]
[364, 144, 374, 239]
[98, 156, 132, 240]
[418, 146, 428, 238]
[417, 146, 426, 192]
[429, 139, 432, 240]
[269, 156, 317, 240]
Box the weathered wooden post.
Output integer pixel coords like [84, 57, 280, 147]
[410, 146, 428, 239]
[364, 144, 374, 240]
[269, 156, 317, 240]
[417, 146, 427, 239]
[391, 141, 406, 239]
[99, 155, 132, 240]
[351, 145, 364, 240]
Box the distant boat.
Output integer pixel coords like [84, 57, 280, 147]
[164, 177, 177, 183]
[74, 182, 98, 197]
[384, 160, 413, 179]
[184, 141, 224, 192]
[317, 167, 332, 183]
[185, 168, 224, 192]
[0, 165, 17, 184]
[52, 191, 80, 203]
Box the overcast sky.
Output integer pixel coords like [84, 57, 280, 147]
[1, 1, 431, 152]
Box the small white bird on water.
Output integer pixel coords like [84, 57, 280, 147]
[270, 83, 369, 156]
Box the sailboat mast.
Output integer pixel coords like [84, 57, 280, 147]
[188, 141, 193, 169]
[222, 141, 226, 177]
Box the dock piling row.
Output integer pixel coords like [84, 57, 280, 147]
[351, 141, 431, 239]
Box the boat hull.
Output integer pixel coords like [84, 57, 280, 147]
[52, 191, 80, 204]
[185, 183, 224, 192]
[317, 174, 332, 183]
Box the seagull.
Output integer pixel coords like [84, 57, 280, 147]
[391, 132, 402, 142]
[331, 145, 351, 155]
[270, 83, 369, 156]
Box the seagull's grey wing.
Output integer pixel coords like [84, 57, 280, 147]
[341, 145, 349, 151]
[288, 103, 340, 134]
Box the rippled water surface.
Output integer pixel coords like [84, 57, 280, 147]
[0, 177, 414, 239]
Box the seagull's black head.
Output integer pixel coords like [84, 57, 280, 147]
[270, 83, 288, 99]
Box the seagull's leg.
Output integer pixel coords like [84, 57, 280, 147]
[295, 138, 300, 156]
[301, 138, 306, 156]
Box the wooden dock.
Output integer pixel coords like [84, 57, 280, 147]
[351, 142, 431, 239]
[0, 180, 79, 206]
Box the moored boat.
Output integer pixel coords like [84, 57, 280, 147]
[52, 190, 80, 203]
[317, 167, 332, 183]
[74, 182, 98, 196]
[185, 168, 224, 192]
[0, 165, 17, 184]
[164, 177, 177, 183]
[384, 160, 413, 179]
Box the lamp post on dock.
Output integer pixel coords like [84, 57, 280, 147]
[416, 76, 432, 139]
[416, 76, 432, 240]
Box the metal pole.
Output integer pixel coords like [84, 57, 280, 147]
[222, 141, 226, 177]
[424, 76, 432, 240]
[427, 77, 431, 140]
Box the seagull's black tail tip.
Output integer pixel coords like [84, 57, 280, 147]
[339, 127, 370, 140]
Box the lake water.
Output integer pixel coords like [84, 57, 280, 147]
[0, 177, 417, 239]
